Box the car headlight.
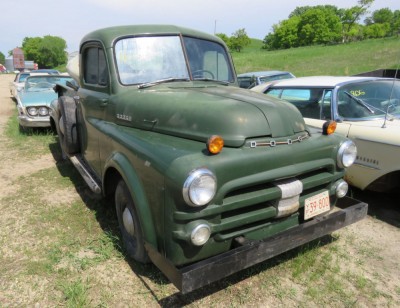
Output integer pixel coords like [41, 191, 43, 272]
[38, 107, 49, 116]
[183, 168, 217, 207]
[27, 107, 38, 116]
[337, 139, 357, 168]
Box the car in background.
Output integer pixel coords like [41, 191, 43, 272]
[17, 74, 73, 130]
[237, 70, 295, 89]
[10, 71, 31, 99]
[34, 69, 60, 75]
[252, 76, 400, 192]
[0, 64, 7, 73]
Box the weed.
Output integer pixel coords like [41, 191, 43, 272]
[59, 278, 91, 307]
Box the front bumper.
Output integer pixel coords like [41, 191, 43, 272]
[145, 196, 367, 294]
[18, 115, 50, 128]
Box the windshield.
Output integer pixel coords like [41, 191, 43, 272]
[337, 79, 400, 119]
[115, 35, 235, 85]
[25, 76, 73, 91]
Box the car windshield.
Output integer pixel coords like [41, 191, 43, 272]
[115, 35, 235, 85]
[259, 73, 294, 83]
[25, 76, 73, 92]
[337, 79, 400, 119]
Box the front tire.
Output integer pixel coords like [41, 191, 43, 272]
[115, 180, 149, 263]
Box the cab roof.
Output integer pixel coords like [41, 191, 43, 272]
[80, 24, 224, 49]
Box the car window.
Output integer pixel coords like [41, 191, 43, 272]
[267, 88, 329, 120]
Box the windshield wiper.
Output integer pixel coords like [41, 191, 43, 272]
[138, 77, 189, 89]
[193, 78, 230, 85]
[344, 91, 375, 114]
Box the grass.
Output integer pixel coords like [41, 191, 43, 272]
[233, 37, 400, 76]
[4, 108, 59, 159]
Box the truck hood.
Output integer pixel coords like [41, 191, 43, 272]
[115, 85, 307, 147]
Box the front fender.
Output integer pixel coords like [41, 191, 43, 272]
[103, 151, 157, 247]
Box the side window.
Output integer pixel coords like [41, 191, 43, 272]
[265, 89, 282, 98]
[83, 47, 108, 86]
[279, 89, 323, 119]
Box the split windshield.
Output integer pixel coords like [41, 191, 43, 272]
[115, 35, 234, 85]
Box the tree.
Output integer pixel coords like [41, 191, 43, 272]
[393, 10, 400, 36]
[263, 16, 301, 50]
[340, 0, 374, 42]
[215, 33, 230, 46]
[364, 23, 390, 38]
[0, 52, 5, 65]
[22, 35, 67, 68]
[371, 8, 394, 24]
[228, 29, 251, 52]
[297, 8, 342, 46]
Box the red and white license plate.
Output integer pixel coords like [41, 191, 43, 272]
[304, 190, 330, 220]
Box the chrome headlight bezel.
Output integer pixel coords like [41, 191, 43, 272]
[38, 106, 49, 116]
[27, 107, 38, 116]
[183, 168, 217, 207]
[337, 139, 357, 169]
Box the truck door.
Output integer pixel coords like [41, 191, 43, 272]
[78, 44, 110, 177]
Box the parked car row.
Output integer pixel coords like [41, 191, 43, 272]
[10, 71, 73, 130]
[12, 65, 400, 194]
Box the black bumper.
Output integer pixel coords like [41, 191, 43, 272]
[145, 196, 368, 294]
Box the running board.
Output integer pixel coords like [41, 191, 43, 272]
[69, 155, 102, 194]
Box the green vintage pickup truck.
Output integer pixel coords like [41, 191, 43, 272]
[50, 25, 367, 294]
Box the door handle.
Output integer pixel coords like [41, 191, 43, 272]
[99, 99, 108, 107]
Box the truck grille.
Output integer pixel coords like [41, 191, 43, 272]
[173, 169, 338, 241]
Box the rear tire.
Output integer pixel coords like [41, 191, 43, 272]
[115, 180, 149, 263]
[58, 96, 79, 154]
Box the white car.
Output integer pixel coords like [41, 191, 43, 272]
[10, 72, 31, 100]
[252, 76, 400, 192]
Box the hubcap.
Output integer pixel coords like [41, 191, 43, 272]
[122, 207, 135, 237]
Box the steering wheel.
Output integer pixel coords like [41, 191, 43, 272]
[192, 70, 215, 79]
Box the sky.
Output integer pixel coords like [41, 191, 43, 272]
[1, 0, 399, 56]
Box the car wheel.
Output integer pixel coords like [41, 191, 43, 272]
[58, 96, 79, 155]
[115, 180, 149, 263]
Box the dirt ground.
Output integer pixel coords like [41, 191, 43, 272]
[0, 73, 399, 307]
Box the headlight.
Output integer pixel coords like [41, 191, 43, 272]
[183, 168, 217, 207]
[334, 179, 348, 198]
[38, 107, 49, 116]
[27, 107, 38, 116]
[337, 139, 357, 168]
[190, 223, 211, 246]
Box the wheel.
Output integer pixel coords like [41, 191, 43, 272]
[192, 69, 215, 79]
[115, 180, 149, 263]
[58, 96, 79, 154]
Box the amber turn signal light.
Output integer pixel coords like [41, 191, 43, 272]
[322, 121, 337, 135]
[207, 135, 224, 154]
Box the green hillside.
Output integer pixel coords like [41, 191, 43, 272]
[232, 37, 400, 77]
